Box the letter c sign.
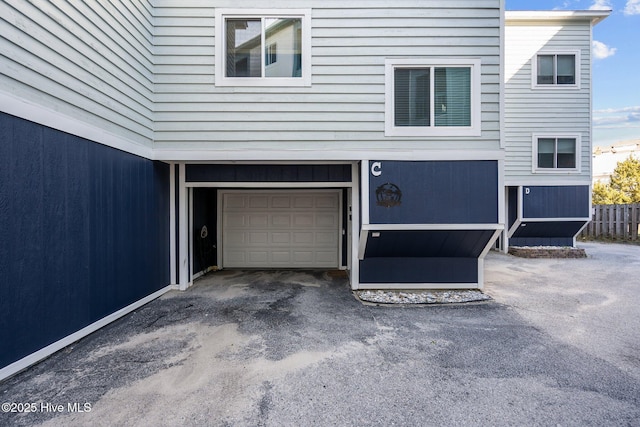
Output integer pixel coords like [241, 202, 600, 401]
[371, 162, 382, 177]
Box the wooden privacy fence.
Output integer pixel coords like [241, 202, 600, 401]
[581, 203, 640, 241]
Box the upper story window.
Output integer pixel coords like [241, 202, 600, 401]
[215, 9, 311, 86]
[385, 59, 481, 137]
[533, 134, 581, 173]
[533, 52, 580, 89]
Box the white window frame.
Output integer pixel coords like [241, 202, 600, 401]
[385, 58, 482, 137]
[532, 133, 581, 173]
[215, 9, 311, 87]
[531, 50, 581, 90]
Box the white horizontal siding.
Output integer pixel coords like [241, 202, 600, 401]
[504, 21, 593, 184]
[153, 0, 501, 158]
[0, 0, 154, 150]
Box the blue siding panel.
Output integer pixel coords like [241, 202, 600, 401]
[186, 164, 352, 182]
[359, 258, 478, 284]
[0, 113, 170, 369]
[510, 237, 575, 247]
[368, 161, 498, 224]
[522, 186, 590, 219]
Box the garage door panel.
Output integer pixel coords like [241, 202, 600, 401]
[249, 214, 269, 227]
[225, 215, 247, 227]
[316, 195, 339, 208]
[316, 214, 337, 227]
[225, 195, 247, 209]
[226, 231, 247, 245]
[248, 232, 268, 244]
[248, 251, 268, 263]
[292, 196, 314, 208]
[271, 232, 291, 244]
[225, 251, 246, 264]
[272, 214, 291, 227]
[292, 232, 313, 244]
[272, 251, 291, 263]
[272, 196, 292, 208]
[293, 214, 314, 227]
[316, 251, 338, 263]
[248, 196, 269, 208]
[222, 191, 340, 268]
[316, 232, 338, 244]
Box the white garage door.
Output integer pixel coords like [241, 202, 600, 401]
[222, 190, 341, 268]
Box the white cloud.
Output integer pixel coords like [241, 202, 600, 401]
[624, 0, 640, 15]
[589, 0, 612, 10]
[594, 106, 640, 114]
[592, 40, 617, 59]
[593, 106, 640, 128]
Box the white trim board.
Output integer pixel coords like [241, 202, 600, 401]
[153, 150, 506, 162]
[0, 90, 153, 160]
[186, 182, 353, 188]
[357, 282, 481, 290]
[0, 284, 177, 382]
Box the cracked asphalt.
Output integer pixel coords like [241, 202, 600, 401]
[1, 242, 639, 426]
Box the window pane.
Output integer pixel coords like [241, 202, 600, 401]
[537, 55, 554, 85]
[557, 55, 575, 84]
[538, 138, 555, 168]
[226, 19, 261, 77]
[434, 67, 471, 127]
[557, 138, 576, 168]
[265, 18, 302, 78]
[395, 68, 430, 127]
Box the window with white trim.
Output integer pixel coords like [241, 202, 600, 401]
[215, 9, 311, 86]
[533, 135, 580, 172]
[385, 59, 481, 137]
[533, 52, 580, 89]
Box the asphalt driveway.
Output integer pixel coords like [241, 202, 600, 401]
[1, 242, 639, 426]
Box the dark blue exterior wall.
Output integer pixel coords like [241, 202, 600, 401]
[360, 258, 478, 284]
[507, 185, 590, 247]
[510, 221, 586, 247]
[186, 164, 352, 182]
[192, 188, 217, 274]
[522, 185, 590, 219]
[368, 161, 498, 224]
[361, 160, 499, 285]
[359, 230, 494, 284]
[0, 113, 170, 369]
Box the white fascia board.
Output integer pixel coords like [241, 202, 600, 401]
[153, 150, 506, 162]
[0, 90, 154, 160]
[357, 282, 481, 290]
[185, 181, 353, 188]
[520, 217, 591, 222]
[504, 179, 592, 187]
[362, 224, 504, 231]
[505, 10, 610, 26]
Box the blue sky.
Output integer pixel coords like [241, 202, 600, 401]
[506, 0, 640, 147]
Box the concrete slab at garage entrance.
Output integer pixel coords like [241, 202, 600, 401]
[1, 242, 639, 426]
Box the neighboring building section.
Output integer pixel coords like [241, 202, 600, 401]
[504, 10, 609, 248]
[593, 139, 640, 183]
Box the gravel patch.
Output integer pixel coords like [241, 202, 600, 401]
[355, 289, 492, 305]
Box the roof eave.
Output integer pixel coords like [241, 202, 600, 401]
[505, 10, 611, 26]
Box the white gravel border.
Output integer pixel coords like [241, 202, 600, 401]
[356, 290, 492, 305]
